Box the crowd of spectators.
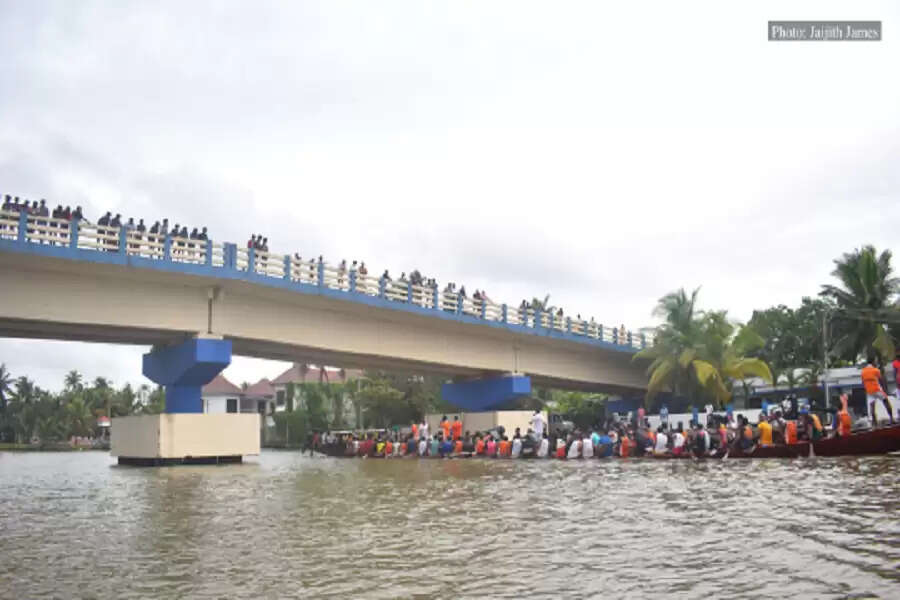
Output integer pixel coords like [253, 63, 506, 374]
[4, 193, 640, 344]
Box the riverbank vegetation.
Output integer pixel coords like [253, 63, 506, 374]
[0, 367, 164, 445]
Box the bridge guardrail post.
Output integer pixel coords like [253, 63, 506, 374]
[598, 324, 604, 341]
[378, 276, 386, 298]
[224, 243, 236, 269]
[163, 235, 171, 261]
[247, 248, 255, 274]
[349, 269, 357, 292]
[501, 304, 508, 324]
[69, 219, 79, 249]
[534, 308, 541, 330]
[627, 331, 633, 347]
[206, 240, 213, 266]
[612, 328, 618, 345]
[456, 294, 463, 315]
[282, 255, 291, 280]
[566, 317, 572, 334]
[640, 332, 646, 349]
[17, 212, 27, 242]
[118, 227, 127, 254]
[317, 261, 324, 287]
[432, 286, 439, 310]
[406, 283, 412, 303]
[480, 299, 487, 319]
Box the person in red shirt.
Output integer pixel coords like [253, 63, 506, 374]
[451, 416, 463, 441]
[861, 360, 895, 426]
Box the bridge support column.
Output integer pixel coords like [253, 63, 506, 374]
[441, 374, 531, 411]
[111, 336, 260, 465]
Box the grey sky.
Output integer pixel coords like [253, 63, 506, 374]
[1, 1, 898, 391]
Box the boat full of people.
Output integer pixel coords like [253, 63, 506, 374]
[309, 400, 900, 461]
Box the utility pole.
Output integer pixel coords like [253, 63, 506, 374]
[822, 310, 830, 409]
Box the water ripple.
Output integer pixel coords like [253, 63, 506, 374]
[1, 451, 899, 598]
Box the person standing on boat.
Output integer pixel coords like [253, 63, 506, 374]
[440, 415, 451, 441]
[861, 360, 895, 427]
[452, 416, 463, 441]
[659, 404, 669, 430]
[419, 419, 429, 443]
[531, 410, 545, 439]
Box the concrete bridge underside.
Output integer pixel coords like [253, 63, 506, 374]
[0, 253, 647, 393]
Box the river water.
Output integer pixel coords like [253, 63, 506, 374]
[1, 451, 898, 599]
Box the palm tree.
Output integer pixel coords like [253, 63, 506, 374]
[0, 364, 14, 442]
[64, 370, 83, 392]
[821, 245, 900, 365]
[0, 364, 12, 409]
[634, 288, 773, 407]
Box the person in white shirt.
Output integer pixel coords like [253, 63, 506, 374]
[510, 437, 522, 458]
[581, 434, 594, 458]
[567, 438, 582, 459]
[537, 434, 549, 458]
[419, 421, 429, 442]
[531, 410, 545, 438]
[654, 427, 669, 455]
[417, 438, 428, 457]
[672, 430, 685, 456]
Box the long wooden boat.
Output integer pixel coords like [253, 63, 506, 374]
[314, 424, 900, 460]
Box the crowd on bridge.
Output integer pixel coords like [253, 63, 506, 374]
[3, 192, 645, 344]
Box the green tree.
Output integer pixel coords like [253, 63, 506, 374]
[634, 288, 773, 407]
[0, 364, 14, 442]
[356, 377, 405, 428]
[64, 370, 83, 392]
[820, 245, 900, 365]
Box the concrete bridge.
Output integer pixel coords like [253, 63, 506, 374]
[0, 207, 651, 463]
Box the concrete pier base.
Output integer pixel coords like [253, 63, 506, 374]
[111, 413, 260, 465]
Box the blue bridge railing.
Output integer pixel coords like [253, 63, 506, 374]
[0, 209, 652, 351]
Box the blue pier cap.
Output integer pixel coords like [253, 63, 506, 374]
[142, 337, 232, 413]
[441, 374, 531, 411]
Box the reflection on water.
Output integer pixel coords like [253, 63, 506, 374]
[1, 451, 899, 598]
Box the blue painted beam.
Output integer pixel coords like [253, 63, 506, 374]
[142, 338, 232, 413]
[441, 375, 531, 411]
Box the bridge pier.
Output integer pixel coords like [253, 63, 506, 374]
[111, 336, 260, 465]
[441, 374, 531, 411]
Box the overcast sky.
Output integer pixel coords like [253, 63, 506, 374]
[1, 1, 898, 392]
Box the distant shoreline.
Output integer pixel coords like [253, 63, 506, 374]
[0, 443, 108, 452]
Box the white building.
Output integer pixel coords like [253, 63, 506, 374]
[201, 374, 243, 414]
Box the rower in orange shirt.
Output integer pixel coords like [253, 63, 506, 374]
[837, 393, 853, 437]
[411, 422, 418, 440]
[498, 437, 510, 457]
[440, 415, 451, 440]
[452, 416, 463, 441]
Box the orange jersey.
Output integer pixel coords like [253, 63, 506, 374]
[454, 440, 463, 454]
[441, 421, 451, 438]
[620, 437, 631, 457]
[452, 421, 462, 440]
[785, 421, 797, 444]
[475, 439, 485, 454]
[411, 424, 418, 438]
[385, 441, 393, 455]
[838, 411, 852, 436]
[861, 365, 883, 395]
